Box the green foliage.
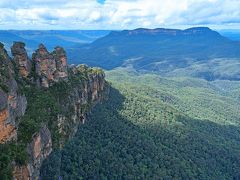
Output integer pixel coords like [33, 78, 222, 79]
[71, 64, 105, 83]
[163, 58, 240, 81]
[0, 143, 28, 179]
[0, 82, 9, 93]
[0, 84, 68, 177]
[42, 69, 240, 179]
[0, 66, 10, 79]
[0, 55, 11, 93]
[17, 64, 103, 146]
[0, 145, 14, 179]
[107, 68, 240, 126]
[49, 81, 72, 99]
[88, 67, 104, 75]
[0, 64, 105, 179]
[0, 86, 63, 172]
[18, 87, 60, 144]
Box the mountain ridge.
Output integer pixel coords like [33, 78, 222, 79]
[109, 27, 219, 36]
[68, 27, 240, 79]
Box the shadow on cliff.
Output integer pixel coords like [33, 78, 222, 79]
[40, 86, 240, 179]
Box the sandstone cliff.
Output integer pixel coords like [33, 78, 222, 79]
[13, 126, 52, 180]
[0, 42, 109, 180]
[0, 42, 27, 144]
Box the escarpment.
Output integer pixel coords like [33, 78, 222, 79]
[0, 42, 27, 144]
[0, 42, 109, 179]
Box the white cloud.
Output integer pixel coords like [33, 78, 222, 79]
[89, 11, 101, 22]
[0, 0, 240, 29]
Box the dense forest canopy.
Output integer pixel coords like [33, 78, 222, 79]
[41, 68, 240, 179]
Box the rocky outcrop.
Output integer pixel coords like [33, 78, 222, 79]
[0, 107, 15, 143]
[32, 44, 68, 88]
[52, 46, 68, 81]
[27, 125, 52, 179]
[0, 43, 27, 143]
[11, 42, 32, 78]
[32, 44, 57, 88]
[0, 42, 108, 180]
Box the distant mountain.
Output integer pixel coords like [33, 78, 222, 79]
[10, 30, 110, 48]
[0, 31, 38, 52]
[1, 28, 240, 80]
[71, 27, 240, 75]
[219, 30, 240, 41]
[0, 30, 110, 58]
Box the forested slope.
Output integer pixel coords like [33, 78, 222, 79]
[41, 69, 240, 179]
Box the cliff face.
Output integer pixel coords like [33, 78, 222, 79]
[58, 67, 108, 142]
[13, 126, 52, 180]
[0, 43, 27, 143]
[27, 125, 52, 179]
[0, 42, 109, 180]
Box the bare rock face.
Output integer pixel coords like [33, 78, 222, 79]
[53, 46, 68, 81]
[0, 43, 27, 143]
[27, 125, 52, 179]
[13, 165, 30, 180]
[88, 72, 106, 102]
[32, 44, 68, 88]
[32, 44, 56, 88]
[13, 126, 52, 180]
[0, 106, 15, 143]
[57, 65, 109, 141]
[11, 42, 31, 78]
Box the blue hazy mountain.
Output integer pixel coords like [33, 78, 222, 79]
[1, 28, 240, 80]
[0, 31, 38, 52]
[69, 27, 240, 71]
[0, 30, 110, 54]
[219, 30, 240, 41]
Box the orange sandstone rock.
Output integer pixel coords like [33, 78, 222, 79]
[13, 165, 30, 180]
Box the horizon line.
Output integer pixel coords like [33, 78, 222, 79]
[0, 27, 240, 31]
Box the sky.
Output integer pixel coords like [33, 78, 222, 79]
[0, 0, 240, 30]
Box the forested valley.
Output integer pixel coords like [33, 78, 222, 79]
[41, 69, 240, 179]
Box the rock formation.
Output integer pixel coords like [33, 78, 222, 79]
[0, 42, 109, 179]
[32, 44, 56, 88]
[52, 46, 68, 81]
[32, 44, 68, 88]
[11, 42, 31, 78]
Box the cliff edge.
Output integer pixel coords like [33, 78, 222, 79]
[0, 42, 109, 179]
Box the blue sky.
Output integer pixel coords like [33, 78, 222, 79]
[97, 0, 106, 4]
[0, 0, 240, 30]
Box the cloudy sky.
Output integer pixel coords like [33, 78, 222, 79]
[0, 0, 240, 30]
